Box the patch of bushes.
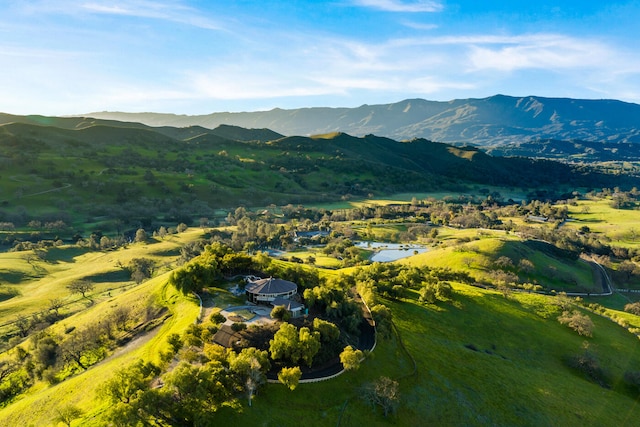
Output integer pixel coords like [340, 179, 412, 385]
[564, 347, 610, 388]
[557, 310, 594, 337]
[231, 322, 247, 332]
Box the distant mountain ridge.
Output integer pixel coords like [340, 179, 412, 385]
[82, 95, 640, 146]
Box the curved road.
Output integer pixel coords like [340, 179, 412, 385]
[266, 291, 376, 382]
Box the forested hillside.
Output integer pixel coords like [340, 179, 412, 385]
[0, 117, 634, 239]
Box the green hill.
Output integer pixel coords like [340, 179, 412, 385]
[2, 258, 639, 425]
[403, 237, 598, 293]
[1, 117, 631, 237]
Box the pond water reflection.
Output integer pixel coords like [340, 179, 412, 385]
[355, 241, 428, 262]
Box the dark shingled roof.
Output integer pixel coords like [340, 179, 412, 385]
[245, 277, 297, 295]
[212, 324, 239, 348]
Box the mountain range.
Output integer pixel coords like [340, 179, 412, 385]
[82, 95, 640, 147]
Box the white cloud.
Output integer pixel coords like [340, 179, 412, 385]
[352, 0, 443, 13]
[466, 35, 613, 72]
[80, 1, 225, 30]
[401, 21, 438, 30]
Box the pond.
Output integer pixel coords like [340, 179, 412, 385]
[355, 241, 428, 262]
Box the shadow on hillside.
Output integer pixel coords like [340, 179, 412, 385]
[0, 270, 29, 284]
[85, 269, 130, 283]
[45, 246, 91, 263]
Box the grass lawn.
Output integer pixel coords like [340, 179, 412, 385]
[565, 199, 640, 247]
[230, 309, 256, 321]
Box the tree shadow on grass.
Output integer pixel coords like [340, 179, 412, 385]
[44, 246, 92, 263]
[84, 269, 130, 283]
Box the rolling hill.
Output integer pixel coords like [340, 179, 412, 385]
[82, 95, 640, 147]
[1, 115, 633, 236]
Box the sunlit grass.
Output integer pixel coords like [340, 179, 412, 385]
[564, 199, 640, 247]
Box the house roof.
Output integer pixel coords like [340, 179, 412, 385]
[271, 297, 304, 312]
[212, 324, 239, 348]
[245, 277, 297, 295]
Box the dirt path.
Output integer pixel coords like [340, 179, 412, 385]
[9, 175, 72, 198]
[95, 327, 160, 367]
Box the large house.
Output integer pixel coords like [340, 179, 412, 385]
[245, 277, 298, 304]
[245, 277, 304, 318]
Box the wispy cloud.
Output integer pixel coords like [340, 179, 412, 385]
[401, 21, 438, 30]
[80, 1, 225, 30]
[465, 35, 613, 72]
[352, 0, 443, 13]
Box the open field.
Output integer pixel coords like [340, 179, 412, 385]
[563, 199, 640, 247]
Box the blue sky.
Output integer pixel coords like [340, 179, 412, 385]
[1, 0, 639, 115]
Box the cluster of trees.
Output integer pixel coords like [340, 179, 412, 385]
[303, 278, 362, 334]
[353, 263, 470, 302]
[168, 242, 254, 294]
[0, 302, 146, 405]
[269, 317, 345, 369]
[607, 187, 640, 209]
[101, 344, 272, 425]
[557, 310, 595, 337]
[0, 207, 71, 231]
[169, 242, 322, 295]
[269, 323, 321, 368]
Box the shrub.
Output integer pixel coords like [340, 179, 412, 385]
[624, 302, 640, 316]
[231, 322, 247, 332]
[558, 310, 594, 337]
[565, 349, 610, 388]
[210, 312, 226, 325]
[270, 305, 291, 322]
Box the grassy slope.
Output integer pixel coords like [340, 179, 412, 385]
[401, 236, 597, 293]
[214, 284, 640, 426]
[0, 229, 204, 337]
[564, 199, 640, 247]
[0, 276, 200, 426]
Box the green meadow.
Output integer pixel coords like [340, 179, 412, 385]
[564, 199, 640, 247]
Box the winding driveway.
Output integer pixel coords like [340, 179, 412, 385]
[263, 291, 376, 382]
